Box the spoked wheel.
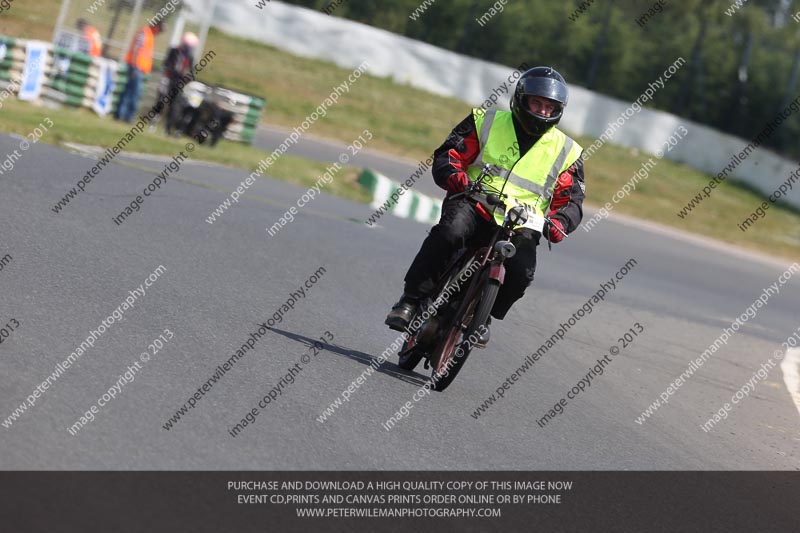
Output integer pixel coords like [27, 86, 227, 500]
[430, 275, 500, 392]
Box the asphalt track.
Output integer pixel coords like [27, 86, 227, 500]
[1, 132, 799, 470]
[254, 125, 443, 198]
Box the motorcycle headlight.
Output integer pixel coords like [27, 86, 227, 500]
[506, 206, 528, 227]
[494, 240, 516, 258]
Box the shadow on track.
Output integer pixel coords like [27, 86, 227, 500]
[267, 327, 428, 386]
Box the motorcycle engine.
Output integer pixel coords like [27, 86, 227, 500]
[416, 317, 440, 348]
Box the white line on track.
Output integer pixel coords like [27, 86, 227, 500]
[780, 348, 800, 417]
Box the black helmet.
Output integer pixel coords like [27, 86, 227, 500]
[510, 66, 569, 136]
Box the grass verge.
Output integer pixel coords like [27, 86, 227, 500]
[0, 98, 370, 204]
[2, 4, 799, 259]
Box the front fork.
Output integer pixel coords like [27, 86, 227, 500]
[453, 258, 504, 334]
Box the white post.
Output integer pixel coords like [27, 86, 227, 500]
[195, 0, 219, 60]
[120, 0, 146, 56]
[168, 12, 187, 48]
[52, 0, 71, 43]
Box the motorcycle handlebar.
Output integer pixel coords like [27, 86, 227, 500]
[543, 216, 568, 238]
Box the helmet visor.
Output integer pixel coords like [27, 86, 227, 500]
[518, 76, 568, 105]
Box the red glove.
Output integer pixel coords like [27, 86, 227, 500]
[547, 217, 566, 243]
[445, 172, 468, 193]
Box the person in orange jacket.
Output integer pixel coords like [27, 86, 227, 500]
[115, 20, 163, 123]
[77, 19, 102, 58]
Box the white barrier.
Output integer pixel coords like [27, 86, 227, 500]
[183, 0, 799, 209]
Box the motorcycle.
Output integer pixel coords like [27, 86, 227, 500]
[160, 81, 234, 146]
[396, 164, 566, 391]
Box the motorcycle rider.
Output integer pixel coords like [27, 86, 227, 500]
[385, 67, 586, 347]
[156, 32, 199, 134]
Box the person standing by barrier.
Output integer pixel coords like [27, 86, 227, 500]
[77, 19, 102, 58]
[115, 20, 163, 123]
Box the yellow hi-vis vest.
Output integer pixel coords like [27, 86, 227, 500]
[468, 108, 583, 226]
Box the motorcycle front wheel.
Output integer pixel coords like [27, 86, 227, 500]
[430, 275, 500, 392]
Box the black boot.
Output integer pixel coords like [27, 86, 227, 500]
[385, 295, 419, 332]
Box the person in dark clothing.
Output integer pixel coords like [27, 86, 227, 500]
[153, 32, 198, 133]
[385, 67, 586, 348]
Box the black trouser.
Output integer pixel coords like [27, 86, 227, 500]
[151, 80, 186, 133]
[403, 195, 540, 320]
